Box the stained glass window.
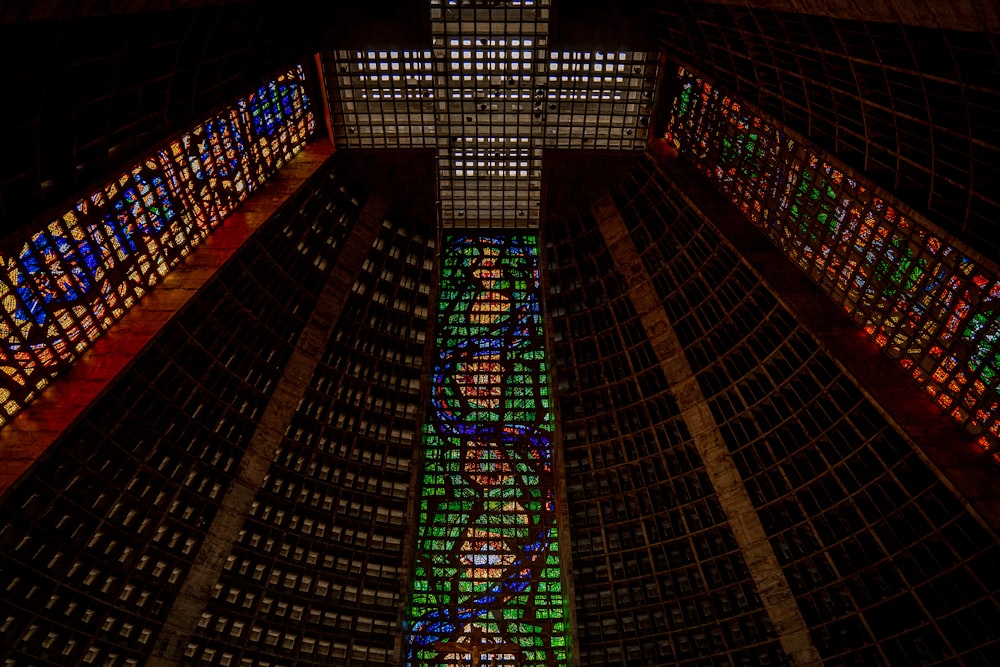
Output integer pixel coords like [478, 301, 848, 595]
[664, 66, 1000, 461]
[0, 65, 314, 427]
[406, 234, 570, 665]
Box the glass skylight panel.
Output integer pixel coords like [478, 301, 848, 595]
[323, 0, 655, 228]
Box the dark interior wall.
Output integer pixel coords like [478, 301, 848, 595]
[0, 154, 366, 664]
[548, 0, 658, 50]
[0, 5, 317, 240]
[0, 0, 432, 245]
[185, 212, 434, 665]
[648, 0, 1000, 265]
[546, 204, 789, 666]
[548, 155, 1000, 665]
[617, 158, 1000, 665]
[543, 150, 644, 222]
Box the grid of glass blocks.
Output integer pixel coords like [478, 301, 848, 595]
[0, 158, 356, 666]
[0, 65, 314, 430]
[185, 216, 433, 666]
[546, 210, 787, 666]
[406, 234, 570, 666]
[664, 66, 1000, 462]
[438, 141, 543, 227]
[323, 0, 655, 229]
[614, 155, 1000, 665]
[325, 50, 437, 147]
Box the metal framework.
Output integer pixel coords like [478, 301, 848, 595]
[323, 0, 657, 228]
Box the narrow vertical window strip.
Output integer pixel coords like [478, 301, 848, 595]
[664, 66, 1000, 461]
[0, 65, 315, 428]
[407, 234, 570, 666]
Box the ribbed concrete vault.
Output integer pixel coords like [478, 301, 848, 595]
[0, 2, 998, 666]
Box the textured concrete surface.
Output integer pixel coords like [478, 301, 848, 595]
[593, 193, 824, 666]
[148, 185, 387, 665]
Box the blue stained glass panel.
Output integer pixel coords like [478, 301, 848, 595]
[0, 65, 314, 425]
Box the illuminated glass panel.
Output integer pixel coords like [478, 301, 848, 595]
[407, 235, 570, 665]
[664, 66, 1000, 461]
[0, 65, 314, 427]
[326, 0, 656, 229]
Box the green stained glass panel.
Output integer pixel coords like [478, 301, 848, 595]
[406, 235, 570, 665]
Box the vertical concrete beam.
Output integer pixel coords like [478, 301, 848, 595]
[148, 194, 388, 665]
[538, 226, 584, 667]
[653, 156, 1000, 532]
[591, 194, 823, 666]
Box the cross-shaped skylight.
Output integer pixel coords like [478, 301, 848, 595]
[323, 0, 657, 228]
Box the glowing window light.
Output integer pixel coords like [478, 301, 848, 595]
[664, 66, 1000, 461]
[406, 234, 570, 666]
[0, 65, 314, 426]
